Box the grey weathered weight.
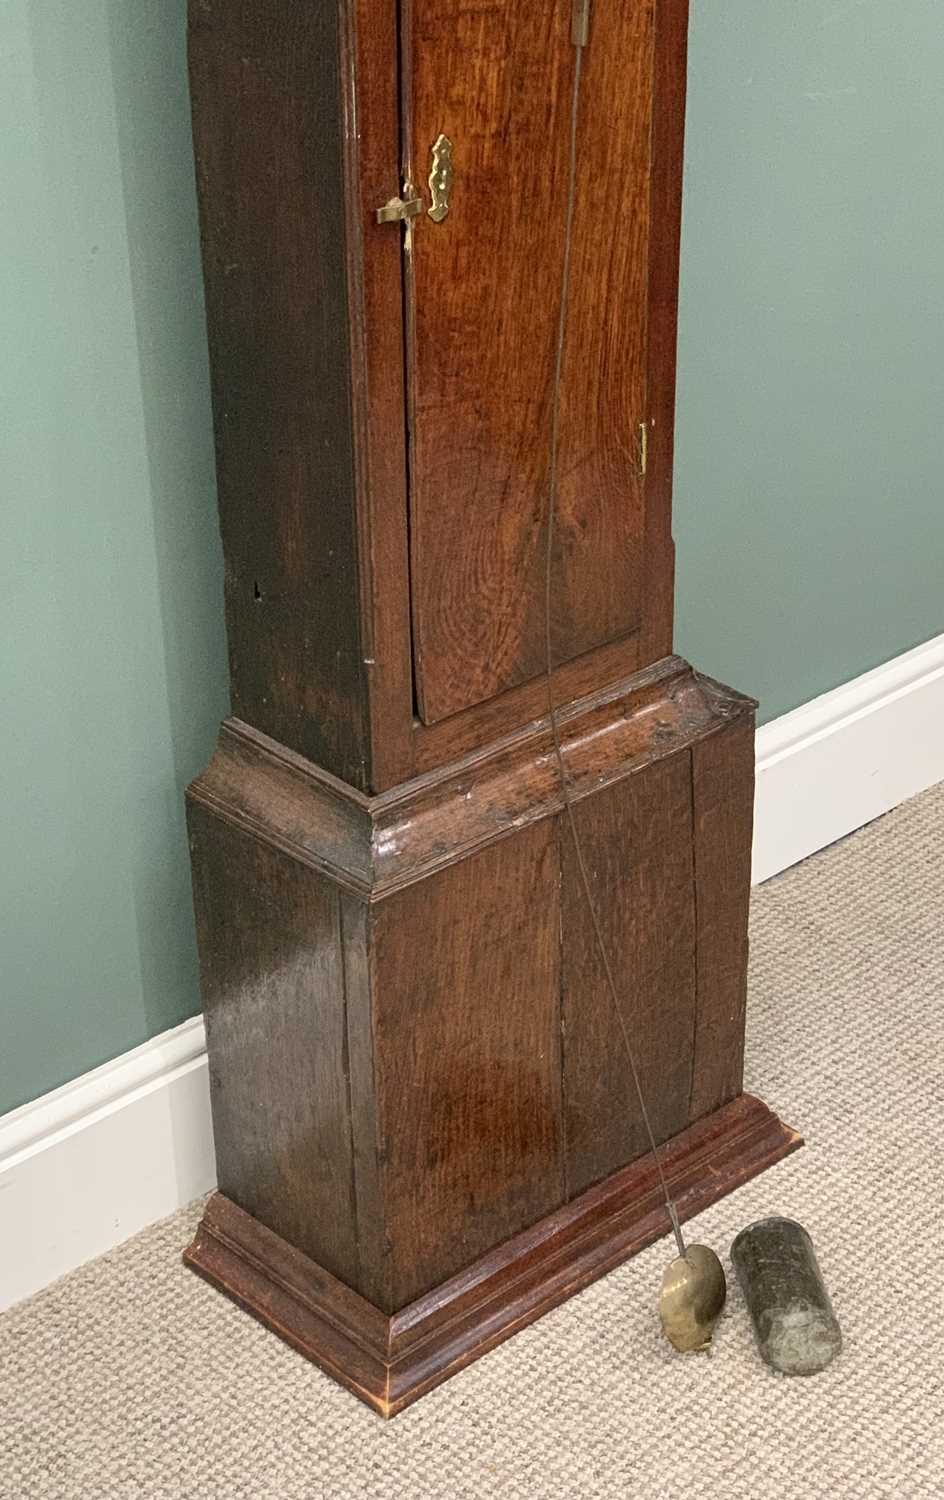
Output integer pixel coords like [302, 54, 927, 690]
[731, 1217, 842, 1375]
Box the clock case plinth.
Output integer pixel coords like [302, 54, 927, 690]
[184, 659, 800, 1415]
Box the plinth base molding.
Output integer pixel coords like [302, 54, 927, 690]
[186, 1091, 800, 1418]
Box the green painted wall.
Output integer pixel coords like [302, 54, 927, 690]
[0, 2, 227, 1115]
[2, 1, 941, 1114]
[674, 2, 944, 715]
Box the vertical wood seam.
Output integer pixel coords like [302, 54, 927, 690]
[555, 812, 569, 1204]
[336, 0, 372, 791]
[342, 895, 392, 1316]
[686, 743, 701, 1121]
[639, 0, 657, 632]
[342, 0, 419, 789]
[364, 903, 392, 1320]
[399, 0, 424, 725]
[639, 0, 688, 663]
[338, 0, 370, 663]
[338, 891, 362, 1288]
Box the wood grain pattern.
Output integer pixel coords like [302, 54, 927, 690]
[407, 0, 655, 723]
[184, 0, 770, 1419]
[185, 1094, 802, 1417]
[561, 750, 696, 1197]
[412, 634, 641, 774]
[556, 0, 654, 663]
[187, 659, 759, 1323]
[188, 1, 693, 788]
[188, 0, 371, 786]
[339, 892, 389, 1308]
[340, 0, 417, 789]
[640, 0, 689, 664]
[188, 658, 755, 901]
[688, 702, 755, 1120]
[369, 825, 564, 1309]
[187, 803, 358, 1287]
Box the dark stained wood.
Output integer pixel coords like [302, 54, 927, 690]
[561, 750, 696, 1197]
[184, 0, 773, 1419]
[190, 716, 373, 898]
[187, 0, 693, 790]
[555, 0, 654, 663]
[188, 658, 754, 902]
[188, 0, 375, 788]
[405, 0, 570, 725]
[187, 803, 358, 1287]
[187, 659, 759, 1325]
[688, 697, 755, 1120]
[369, 825, 563, 1309]
[339, 0, 416, 788]
[406, 0, 656, 724]
[187, 0, 419, 793]
[412, 634, 641, 774]
[186, 1190, 392, 1413]
[185, 1094, 802, 1418]
[339, 891, 389, 1311]
[640, 0, 690, 665]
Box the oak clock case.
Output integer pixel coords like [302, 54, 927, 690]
[183, 0, 800, 1417]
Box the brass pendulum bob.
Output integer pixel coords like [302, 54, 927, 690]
[657, 1202, 727, 1353]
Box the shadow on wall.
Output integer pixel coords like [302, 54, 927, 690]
[0, 0, 226, 1113]
[104, 0, 228, 1042]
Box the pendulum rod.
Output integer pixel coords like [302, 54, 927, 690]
[543, 0, 687, 1262]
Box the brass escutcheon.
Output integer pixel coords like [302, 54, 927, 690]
[428, 134, 454, 222]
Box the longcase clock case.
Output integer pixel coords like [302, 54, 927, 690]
[183, 0, 800, 1416]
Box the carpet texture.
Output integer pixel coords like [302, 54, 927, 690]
[2, 784, 943, 1499]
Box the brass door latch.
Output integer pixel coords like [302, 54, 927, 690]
[376, 136, 454, 227]
[376, 186, 424, 224]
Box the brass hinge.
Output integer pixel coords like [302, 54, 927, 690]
[376, 185, 423, 224]
[639, 421, 649, 477]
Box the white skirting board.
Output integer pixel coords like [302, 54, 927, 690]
[0, 1019, 215, 1312]
[2, 632, 943, 1312]
[752, 632, 944, 884]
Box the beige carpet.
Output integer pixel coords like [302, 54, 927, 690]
[3, 784, 943, 1499]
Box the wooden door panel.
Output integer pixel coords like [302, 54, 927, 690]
[407, 0, 655, 724]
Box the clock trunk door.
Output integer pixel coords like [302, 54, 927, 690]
[404, 0, 655, 726]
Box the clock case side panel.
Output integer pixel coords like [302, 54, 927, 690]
[187, 0, 415, 793]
